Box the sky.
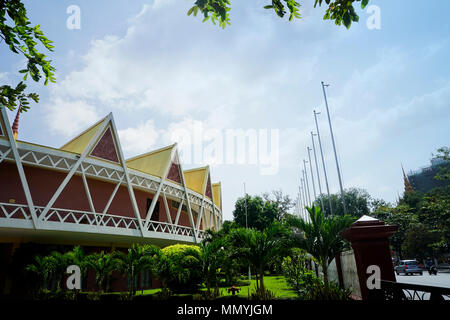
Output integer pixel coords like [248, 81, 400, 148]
[1, 0, 450, 221]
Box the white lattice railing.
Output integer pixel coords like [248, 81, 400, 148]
[0, 202, 204, 239]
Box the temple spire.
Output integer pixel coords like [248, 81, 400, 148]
[12, 105, 21, 140]
[402, 164, 414, 193]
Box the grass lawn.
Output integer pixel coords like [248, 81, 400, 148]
[134, 275, 298, 299]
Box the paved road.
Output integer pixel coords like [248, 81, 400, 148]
[394, 272, 450, 300]
[395, 272, 450, 288]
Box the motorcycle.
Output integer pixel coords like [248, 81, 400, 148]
[427, 265, 438, 275]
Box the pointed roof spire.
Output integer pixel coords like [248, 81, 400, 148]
[12, 105, 21, 140]
[402, 164, 414, 193]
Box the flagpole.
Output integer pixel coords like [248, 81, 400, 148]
[313, 110, 333, 215]
[311, 131, 325, 211]
[321, 81, 347, 215]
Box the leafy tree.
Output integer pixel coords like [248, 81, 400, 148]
[384, 204, 418, 259]
[433, 146, 450, 181]
[286, 204, 355, 286]
[85, 251, 120, 293]
[402, 223, 441, 261]
[187, 0, 370, 29]
[115, 244, 160, 297]
[0, 0, 55, 111]
[262, 189, 294, 221]
[233, 194, 279, 230]
[316, 187, 372, 217]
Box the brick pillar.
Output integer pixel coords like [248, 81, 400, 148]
[341, 215, 398, 300]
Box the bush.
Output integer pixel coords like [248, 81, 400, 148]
[281, 248, 317, 298]
[249, 287, 275, 300]
[304, 280, 352, 300]
[157, 244, 202, 292]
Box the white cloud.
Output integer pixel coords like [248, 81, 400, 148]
[118, 119, 160, 155]
[45, 99, 101, 139]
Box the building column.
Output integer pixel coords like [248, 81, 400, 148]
[341, 215, 398, 300]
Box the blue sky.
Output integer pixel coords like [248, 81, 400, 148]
[1, 0, 450, 220]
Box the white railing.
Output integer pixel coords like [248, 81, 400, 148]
[0, 202, 204, 240]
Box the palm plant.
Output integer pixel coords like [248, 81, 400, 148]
[199, 238, 226, 294]
[65, 246, 87, 289]
[286, 204, 355, 286]
[115, 244, 160, 297]
[85, 251, 120, 293]
[48, 251, 70, 290]
[231, 223, 288, 294]
[25, 255, 55, 294]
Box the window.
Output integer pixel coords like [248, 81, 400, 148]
[146, 198, 160, 221]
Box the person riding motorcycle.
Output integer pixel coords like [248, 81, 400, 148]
[426, 258, 437, 275]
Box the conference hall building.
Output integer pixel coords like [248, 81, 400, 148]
[0, 106, 222, 295]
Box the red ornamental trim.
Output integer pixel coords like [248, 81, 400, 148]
[90, 127, 120, 163]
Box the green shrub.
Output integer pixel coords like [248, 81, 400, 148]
[304, 280, 352, 300]
[249, 287, 275, 300]
[157, 244, 202, 292]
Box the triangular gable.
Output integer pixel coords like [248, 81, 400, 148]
[183, 167, 208, 195]
[205, 172, 212, 199]
[166, 152, 182, 184]
[126, 144, 174, 178]
[60, 116, 107, 154]
[88, 126, 120, 164]
[212, 182, 222, 210]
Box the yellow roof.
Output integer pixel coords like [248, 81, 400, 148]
[183, 166, 208, 195]
[126, 144, 175, 178]
[60, 116, 107, 154]
[212, 182, 221, 209]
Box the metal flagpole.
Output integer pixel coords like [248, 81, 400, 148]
[321, 81, 347, 215]
[300, 177, 307, 219]
[302, 166, 311, 205]
[298, 186, 303, 218]
[314, 110, 333, 215]
[311, 131, 325, 211]
[307, 147, 317, 203]
[244, 183, 251, 281]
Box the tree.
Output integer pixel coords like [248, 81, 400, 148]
[64, 246, 87, 291]
[85, 251, 120, 293]
[48, 251, 70, 291]
[0, 0, 55, 112]
[115, 244, 160, 297]
[402, 223, 441, 261]
[316, 187, 372, 217]
[187, 0, 370, 29]
[433, 146, 450, 181]
[199, 238, 226, 295]
[262, 189, 294, 221]
[230, 223, 289, 296]
[286, 204, 355, 286]
[384, 204, 418, 259]
[25, 255, 55, 294]
[233, 194, 279, 230]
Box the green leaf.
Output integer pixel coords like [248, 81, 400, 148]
[361, 0, 369, 9]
